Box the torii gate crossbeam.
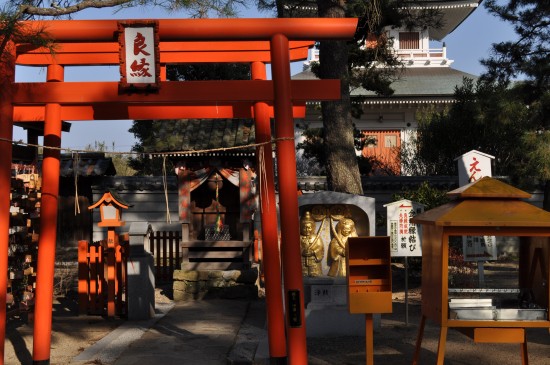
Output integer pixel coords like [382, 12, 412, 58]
[0, 17, 358, 365]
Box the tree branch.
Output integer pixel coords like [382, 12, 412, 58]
[19, 0, 133, 16]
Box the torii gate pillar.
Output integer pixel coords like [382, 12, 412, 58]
[271, 33, 308, 364]
[251, 61, 288, 361]
[32, 64, 64, 365]
[0, 40, 16, 363]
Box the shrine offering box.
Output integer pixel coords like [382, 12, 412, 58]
[346, 237, 392, 314]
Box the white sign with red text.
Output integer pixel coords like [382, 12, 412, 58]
[124, 26, 156, 85]
[385, 200, 424, 257]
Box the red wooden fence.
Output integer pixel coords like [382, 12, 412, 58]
[78, 234, 128, 317]
[149, 231, 181, 282]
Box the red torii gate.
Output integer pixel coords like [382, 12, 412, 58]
[0, 17, 358, 365]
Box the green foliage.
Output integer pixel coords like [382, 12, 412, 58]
[480, 0, 549, 189]
[128, 120, 171, 176]
[392, 180, 449, 211]
[296, 127, 324, 169]
[482, 0, 549, 87]
[83, 141, 136, 176]
[130, 63, 250, 175]
[167, 62, 250, 81]
[401, 78, 529, 177]
[0, 1, 57, 63]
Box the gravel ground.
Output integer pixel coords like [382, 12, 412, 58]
[4, 264, 550, 365]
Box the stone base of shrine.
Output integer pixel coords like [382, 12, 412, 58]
[172, 265, 259, 301]
[303, 276, 380, 337]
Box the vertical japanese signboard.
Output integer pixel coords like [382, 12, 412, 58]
[384, 200, 424, 257]
[118, 21, 160, 91]
[456, 150, 498, 261]
[456, 150, 494, 186]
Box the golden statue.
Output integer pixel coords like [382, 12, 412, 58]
[328, 217, 357, 277]
[300, 211, 325, 277]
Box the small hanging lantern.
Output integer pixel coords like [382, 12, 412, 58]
[88, 189, 131, 227]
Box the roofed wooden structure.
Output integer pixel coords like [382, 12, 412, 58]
[410, 177, 550, 364]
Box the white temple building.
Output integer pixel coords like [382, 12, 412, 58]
[293, 0, 482, 175]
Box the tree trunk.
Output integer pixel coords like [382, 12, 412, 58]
[316, 1, 363, 194]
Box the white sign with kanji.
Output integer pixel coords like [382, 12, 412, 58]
[456, 150, 494, 186]
[456, 150, 498, 262]
[124, 26, 156, 84]
[385, 200, 424, 257]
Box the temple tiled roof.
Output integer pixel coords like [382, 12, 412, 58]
[281, 0, 481, 41]
[297, 175, 459, 192]
[293, 67, 477, 101]
[37, 153, 116, 177]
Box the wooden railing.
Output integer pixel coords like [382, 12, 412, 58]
[149, 230, 181, 282]
[77, 235, 128, 317]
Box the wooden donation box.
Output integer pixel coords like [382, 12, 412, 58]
[347, 236, 392, 313]
[346, 236, 392, 365]
[410, 177, 550, 365]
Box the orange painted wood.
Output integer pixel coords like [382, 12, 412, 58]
[13, 80, 341, 104]
[0, 41, 16, 361]
[23, 18, 358, 42]
[89, 244, 98, 313]
[17, 49, 310, 65]
[366, 314, 374, 365]
[32, 92, 63, 363]
[411, 178, 550, 365]
[446, 320, 550, 328]
[77, 240, 89, 314]
[19, 40, 313, 54]
[107, 229, 116, 318]
[473, 328, 525, 343]
[252, 61, 287, 358]
[347, 237, 393, 314]
[412, 315, 427, 365]
[348, 292, 393, 313]
[521, 341, 528, 365]
[271, 33, 307, 364]
[436, 326, 448, 365]
[13, 103, 306, 121]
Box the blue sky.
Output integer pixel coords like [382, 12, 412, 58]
[13, 3, 517, 153]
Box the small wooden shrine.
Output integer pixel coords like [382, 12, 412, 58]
[164, 119, 257, 270]
[411, 177, 550, 365]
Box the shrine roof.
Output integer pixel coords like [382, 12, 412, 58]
[52, 153, 117, 177]
[411, 178, 550, 228]
[293, 67, 477, 100]
[447, 177, 532, 200]
[148, 119, 255, 157]
[282, 0, 481, 41]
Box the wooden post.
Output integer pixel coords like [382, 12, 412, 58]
[107, 228, 116, 318]
[0, 40, 16, 365]
[365, 314, 374, 365]
[251, 61, 287, 361]
[412, 315, 427, 365]
[77, 240, 89, 314]
[271, 34, 308, 364]
[33, 64, 64, 365]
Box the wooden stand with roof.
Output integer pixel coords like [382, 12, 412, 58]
[410, 177, 550, 365]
